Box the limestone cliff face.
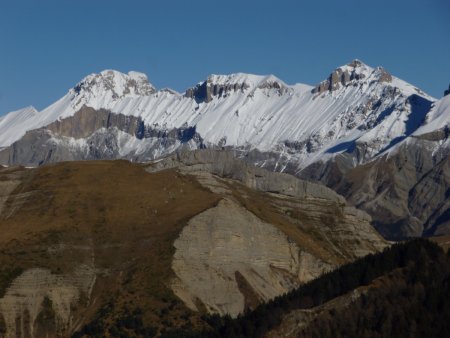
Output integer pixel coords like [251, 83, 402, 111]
[44, 106, 144, 139]
[147, 149, 387, 316]
[0, 266, 96, 338]
[0, 107, 204, 167]
[171, 199, 333, 317]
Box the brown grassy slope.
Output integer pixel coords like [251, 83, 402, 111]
[0, 160, 220, 333]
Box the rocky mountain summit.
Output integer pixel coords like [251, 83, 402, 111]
[312, 59, 392, 94]
[0, 59, 435, 159]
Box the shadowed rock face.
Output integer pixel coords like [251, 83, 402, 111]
[298, 138, 450, 239]
[184, 75, 287, 103]
[409, 157, 450, 236]
[185, 80, 250, 103]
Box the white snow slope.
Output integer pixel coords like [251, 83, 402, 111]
[0, 106, 39, 147]
[414, 94, 450, 136]
[0, 60, 443, 168]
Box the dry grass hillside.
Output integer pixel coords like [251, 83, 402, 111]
[0, 157, 387, 337]
[0, 161, 220, 337]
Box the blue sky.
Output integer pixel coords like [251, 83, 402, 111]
[0, 0, 449, 115]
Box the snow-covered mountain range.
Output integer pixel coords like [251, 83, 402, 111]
[0, 59, 449, 238]
[0, 60, 437, 161]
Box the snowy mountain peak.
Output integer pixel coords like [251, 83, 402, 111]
[206, 73, 286, 88]
[71, 69, 155, 103]
[126, 70, 150, 83]
[338, 59, 373, 77]
[313, 59, 393, 95]
[0, 70, 158, 147]
[0, 61, 438, 160]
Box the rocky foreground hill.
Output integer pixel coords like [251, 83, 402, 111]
[0, 150, 387, 337]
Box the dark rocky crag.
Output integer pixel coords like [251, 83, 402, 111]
[185, 79, 250, 103]
[184, 75, 286, 103]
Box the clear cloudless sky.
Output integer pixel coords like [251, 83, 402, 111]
[0, 0, 449, 115]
